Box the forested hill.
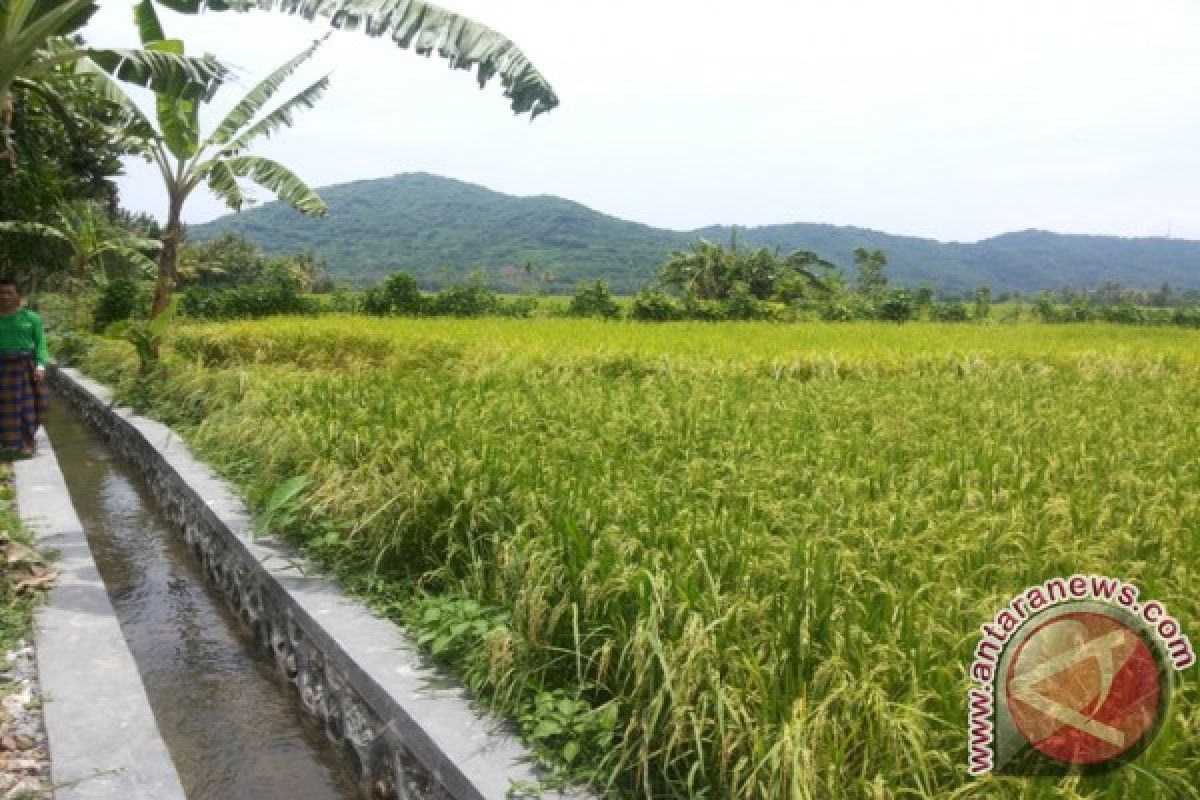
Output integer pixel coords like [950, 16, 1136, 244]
[190, 173, 1200, 293]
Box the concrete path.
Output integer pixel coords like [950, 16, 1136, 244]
[13, 428, 186, 800]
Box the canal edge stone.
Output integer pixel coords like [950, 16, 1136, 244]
[14, 421, 187, 799]
[50, 366, 592, 800]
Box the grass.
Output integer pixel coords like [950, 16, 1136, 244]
[0, 466, 43, 655]
[78, 318, 1200, 799]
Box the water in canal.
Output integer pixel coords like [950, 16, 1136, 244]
[44, 399, 363, 800]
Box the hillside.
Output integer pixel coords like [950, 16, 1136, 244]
[190, 173, 1200, 293]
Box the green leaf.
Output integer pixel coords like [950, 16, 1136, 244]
[254, 474, 308, 536]
[125, 236, 163, 253]
[94, 244, 160, 278]
[202, 159, 249, 212]
[146, 38, 185, 57]
[29, 0, 100, 38]
[153, 0, 557, 117]
[145, 300, 176, 338]
[225, 155, 326, 216]
[154, 91, 192, 159]
[10, 77, 79, 139]
[133, 0, 166, 45]
[218, 73, 331, 156]
[264, 475, 309, 516]
[0, 220, 69, 243]
[206, 34, 329, 149]
[561, 741, 579, 763]
[531, 719, 562, 740]
[156, 91, 199, 160]
[0, 1, 98, 88]
[145, 37, 201, 159]
[59, 42, 160, 140]
[83, 46, 227, 102]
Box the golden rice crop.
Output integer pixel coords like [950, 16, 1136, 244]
[84, 318, 1200, 799]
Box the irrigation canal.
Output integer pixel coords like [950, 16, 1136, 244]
[44, 397, 367, 800]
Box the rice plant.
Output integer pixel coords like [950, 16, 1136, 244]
[83, 319, 1200, 799]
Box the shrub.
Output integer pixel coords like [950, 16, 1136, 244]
[568, 280, 620, 318]
[1100, 302, 1144, 325]
[682, 296, 727, 321]
[381, 272, 426, 315]
[630, 290, 683, 321]
[179, 275, 316, 320]
[49, 329, 93, 366]
[361, 287, 389, 316]
[328, 288, 360, 313]
[723, 282, 768, 320]
[179, 286, 223, 319]
[431, 284, 499, 317]
[930, 301, 969, 322]
[1034, 292, 1060, 323]
[818, 302, 854, 322]
[973, 287, 992, 320]
[876, 289, 914, 323]
[1171, 307, 1200, 328]
[92, 278, 143, 332]
[914, 285, 935, 309]
[1065, 300, 1096, 322]
[497, 296, 540, 318]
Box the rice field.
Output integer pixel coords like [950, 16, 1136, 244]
[82, 318, 1200, 799]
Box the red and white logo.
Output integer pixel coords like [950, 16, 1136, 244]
[1005, 611, 1162, 766]
[968, 578, 1193, 777]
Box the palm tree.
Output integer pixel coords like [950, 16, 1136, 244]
[156, 0, 559, 118]
[112, 1, 329, 316]
[660, 240, 838, 302]
[0, 200, 161, 295]
[659, 240, 740, 300]
[0, 0, 228, 163]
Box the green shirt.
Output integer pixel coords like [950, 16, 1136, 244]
[0, 308, 49, 367]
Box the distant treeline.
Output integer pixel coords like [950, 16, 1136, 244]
[77, 233, 1200, 329]
[128, 236, 1200, 328]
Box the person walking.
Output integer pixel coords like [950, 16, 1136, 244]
[0, 280, 49, 458]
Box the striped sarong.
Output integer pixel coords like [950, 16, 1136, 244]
[0, 351, 47, 453]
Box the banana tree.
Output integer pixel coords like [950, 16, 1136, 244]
[115, 1, 328, 316]
[660, 240, 741, 301]
[0, 200, 161, 296]
[660, 240, 838, 302]
[0, 0, 227, 163]
[156, 0, 559, 118]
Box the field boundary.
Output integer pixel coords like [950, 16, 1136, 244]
[50, 366, 588, 800]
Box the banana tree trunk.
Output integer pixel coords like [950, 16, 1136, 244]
[150, 193, 184, 317]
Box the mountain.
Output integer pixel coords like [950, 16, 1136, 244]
[189, 173, 1200, 294]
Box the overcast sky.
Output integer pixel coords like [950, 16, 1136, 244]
[84, 0, 1200, 243]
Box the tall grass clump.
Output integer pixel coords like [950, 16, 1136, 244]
[80, 318, 1200, 799]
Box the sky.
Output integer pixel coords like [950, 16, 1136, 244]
[83, 0, 1200, 243]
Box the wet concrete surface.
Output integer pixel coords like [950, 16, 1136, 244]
[44, 399, 363, 800]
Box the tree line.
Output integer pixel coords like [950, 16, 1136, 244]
[67, 227, 1200, 330]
